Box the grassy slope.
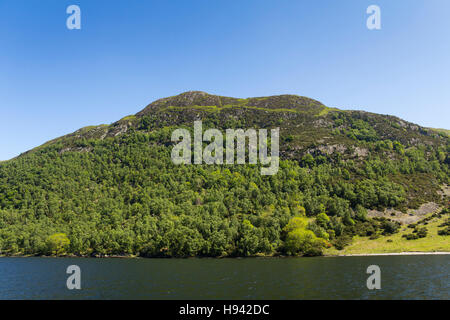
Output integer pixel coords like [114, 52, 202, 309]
[430, 128, 450, 137]
[325, 212, 450, 255]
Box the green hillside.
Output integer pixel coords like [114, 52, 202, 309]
[0, 91, 448, 257]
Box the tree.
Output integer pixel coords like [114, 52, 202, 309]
[316, 212, 330, 228]
[284, 229, 326, 256]
[282, 216, 327, 256]
[282, 217, 308, 234]
[46, 233, 70, 256]
[301, 154, 315, 167]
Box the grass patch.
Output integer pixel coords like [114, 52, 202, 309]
[164, 105, 298, 113]
[316, 106, 339, 117]
[429, 128, 450, 137]
[325, 212, 450, 255]
[120, 115, 137, 121]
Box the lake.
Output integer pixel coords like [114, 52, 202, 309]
[0, 255, 448, 299]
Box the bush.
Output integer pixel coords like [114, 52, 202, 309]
[332, 234, 352, 250]
[437, 227, 450, 236]
[403, 226, 428, 240]
[381, 220, 401, 235]
[415, 227, 428, 238]
[369, 233, 380, 240]
[403, 233, 419, 240]
[438, 218, 450, 228]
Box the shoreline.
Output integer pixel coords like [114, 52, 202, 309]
[1, 251, 450, 259]
[328, 251, 450, 257]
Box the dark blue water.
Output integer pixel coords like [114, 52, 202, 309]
[0, 255, 448, 299]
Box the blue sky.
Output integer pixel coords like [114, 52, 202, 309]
[1, 0, 449, 160]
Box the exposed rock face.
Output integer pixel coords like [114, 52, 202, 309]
[353, 147, 369, 158]
[438, 185, 450, 197]
[111, 123, 129, 137]
[367, 202, 441, 224]
[316, 144, 347, 155]
[59, 146, 92, 154]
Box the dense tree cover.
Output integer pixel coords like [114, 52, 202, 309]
[0, 122, 447, 257]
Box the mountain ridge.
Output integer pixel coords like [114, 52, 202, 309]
[11, 91, 448, 161]
[136, 91, 326, 116]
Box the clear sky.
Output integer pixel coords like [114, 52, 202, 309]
[1, 0, 449, 160]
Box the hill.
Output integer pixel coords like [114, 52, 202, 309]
[0, 91, 448, 257]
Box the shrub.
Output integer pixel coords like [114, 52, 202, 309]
[332, 234, 352, 250]
[369, 233, 380, 240]
[403, 226, 428, 240]
[437, 227, 450, 236]
[381, 220, 401, 235]
[416, 227, 428, 238]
